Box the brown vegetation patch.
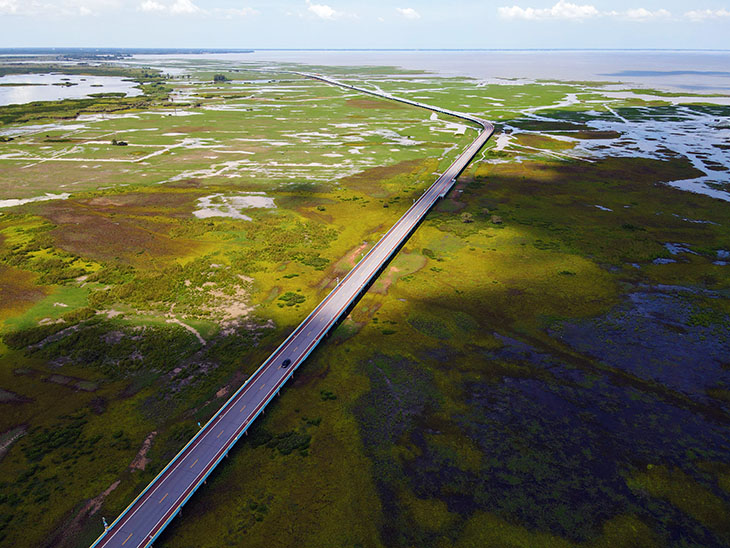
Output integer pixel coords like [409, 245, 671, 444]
[41, 200, 196, 262]
[508, 120, 590, 132]
[85, 191, 196, 217]
[167, 178, 202, 189]
[477, 156, 704, 194]
[0, 264, 47, 319]
[555, 130, 623, 140]
[515, 133, 574, 150]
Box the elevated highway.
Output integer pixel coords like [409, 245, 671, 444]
[91, 73, 494, 548]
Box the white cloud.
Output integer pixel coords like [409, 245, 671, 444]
[306, 0, 338, 19]
[0, 0, 20, 14]
[138, 0, 201, 14]
[169, 0, 199, 14]
[214, 6, 257, 18]
[498, 0, 599, 20]
[395, 7, 420, 19]
[0, 0, 54, 15]
[499, 2, 678, 21]
[620, 7, 671, 20]
[139, 0, 165, 11]
[684, 8, 730, 21]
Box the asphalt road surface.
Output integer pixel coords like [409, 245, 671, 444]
[90, 74, 494, 548]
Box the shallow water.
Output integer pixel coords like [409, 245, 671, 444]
[193, 193, 276, 220]
[0, 73, 142, 106]
[0, 192, 70, 209]
[501, 101, 730, 202]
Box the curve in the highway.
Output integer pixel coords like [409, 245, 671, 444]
[90, 73, 494, 548]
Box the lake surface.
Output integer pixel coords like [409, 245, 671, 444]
[132, 50, 730, 94]
[0, 73, 142, 106]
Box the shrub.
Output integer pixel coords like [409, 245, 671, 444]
[278, 292, 306, 307]
[62, 307, 96, 324]
[320, 390, 337, 401]
[276, 432, 311, 455]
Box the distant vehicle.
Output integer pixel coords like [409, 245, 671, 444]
[282, 358, 291, 368]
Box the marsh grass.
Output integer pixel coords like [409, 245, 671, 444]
[0, 61, 729, 548]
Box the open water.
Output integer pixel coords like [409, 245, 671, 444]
[0, 73, 142, 106]
[134, 50, 730, 94]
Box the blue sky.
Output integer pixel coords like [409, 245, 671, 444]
[1, 0, 729, 49]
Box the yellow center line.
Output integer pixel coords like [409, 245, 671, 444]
[239, 404, 246, 413]
[259, 384, 265, 390]
[159, 492, 168, 504]
[122, 532, 133, 545]
[217, 430, 224, 438]
[190, 458, 198, 469]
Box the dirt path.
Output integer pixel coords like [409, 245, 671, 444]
[166, 318, 206, 345]
[0, 426, 27, 461]
[129, 431, 157, 471]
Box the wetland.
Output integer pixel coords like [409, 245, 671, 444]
[0, 53, 728, 548]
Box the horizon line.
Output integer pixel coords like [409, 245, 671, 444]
[1, 47, 730, 53]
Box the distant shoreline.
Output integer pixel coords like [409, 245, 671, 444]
[1, 48, 730, 55]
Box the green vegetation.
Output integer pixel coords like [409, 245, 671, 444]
[277, 291, 306, 307]
[0, 57, 728, 548]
